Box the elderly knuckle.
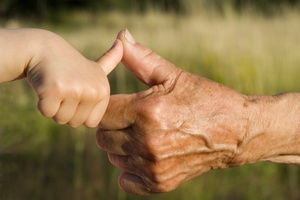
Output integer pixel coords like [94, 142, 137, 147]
[144, 132, 170, 161]
[153, 182, 174, 193]
[145, 162, 164, 182]
[141, 163, 178, 193]
[147, 145, 164, 162]
[139, 97, 168, 125]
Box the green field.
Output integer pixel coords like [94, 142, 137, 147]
[1, 4, 300, 200]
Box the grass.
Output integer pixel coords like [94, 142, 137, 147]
[9, 8, 297, 95]
[1, 5, 300, 200]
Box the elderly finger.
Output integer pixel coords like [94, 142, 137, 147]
[117, 29, 181, 87]
[118, 172, 155, 195]
[99, 94, 136, 130]
[96, 128, 137, 155]
[108, 153, 150, 177]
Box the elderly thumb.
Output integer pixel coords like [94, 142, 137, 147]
[117, 29, 180, 87]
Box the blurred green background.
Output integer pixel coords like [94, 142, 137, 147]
[1, 0, 300, 199]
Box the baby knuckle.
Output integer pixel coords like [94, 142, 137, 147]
[53, 118, 68, 125]
[68, 121, 82, 128]
[38, 104, 55, 118]
[83, 88, 98, 101]
[50, 81, 64, 96]
[54, 83, 81, 100]
[84, 121, 98, 128]
[87, 84, 109, 102]
[99, 84, 110, 98]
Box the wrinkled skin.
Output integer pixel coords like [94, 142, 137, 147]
[97, 30, 300, 195]
[97, 30, 250, 194]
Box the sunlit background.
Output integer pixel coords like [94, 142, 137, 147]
[1, 0, 300, 199]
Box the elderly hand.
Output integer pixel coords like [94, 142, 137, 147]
[96, 30, 251, 194]
[98, 29, 300, 195]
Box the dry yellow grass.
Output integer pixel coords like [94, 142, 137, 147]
[22, 9, 297, 95]
[5, 8, 299, 94]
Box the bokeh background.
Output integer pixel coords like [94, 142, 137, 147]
[1, 0, 300, 199]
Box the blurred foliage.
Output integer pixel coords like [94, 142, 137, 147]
[0, 0, 183, 22]
[1, 1, 300, 200]
[1, 0, 300, 22]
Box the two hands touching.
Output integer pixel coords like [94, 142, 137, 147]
[2, 29, 300, 195]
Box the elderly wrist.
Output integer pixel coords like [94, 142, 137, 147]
[232, 95, 277, 165]
[232, 93, 300, 165]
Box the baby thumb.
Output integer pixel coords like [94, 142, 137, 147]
[96, 39, 123, 75]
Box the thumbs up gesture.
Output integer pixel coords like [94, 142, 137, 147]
[97, 30, 250, 195]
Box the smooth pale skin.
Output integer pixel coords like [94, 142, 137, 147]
[0, 28, 123, 127]
[97, 30, 300, 195]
